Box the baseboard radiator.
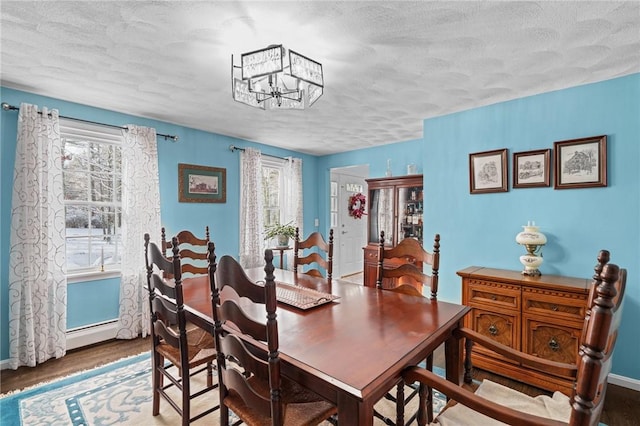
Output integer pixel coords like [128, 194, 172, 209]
[0, 320, 120, 370]
[66, 320, 119, 351]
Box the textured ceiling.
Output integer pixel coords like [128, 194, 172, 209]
[2, 1, 639, 155]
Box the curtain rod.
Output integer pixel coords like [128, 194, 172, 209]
[2, 102, 179, 142]
[229, 144, 288, 160]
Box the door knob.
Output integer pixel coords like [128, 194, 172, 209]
[341, 231, 347, 234]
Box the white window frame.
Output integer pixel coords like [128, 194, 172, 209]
[60, 118, 123, 278]
[262, 156, 287, 247]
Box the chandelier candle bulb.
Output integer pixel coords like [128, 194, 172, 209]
[515, 222, 547, 276]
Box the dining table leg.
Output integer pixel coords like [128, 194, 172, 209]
[444, 318, 465, 388]
[337, 392, 374, 425]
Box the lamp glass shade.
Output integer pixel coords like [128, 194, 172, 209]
[515, 225, 547, 245]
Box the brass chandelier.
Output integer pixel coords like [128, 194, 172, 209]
[231, 44, 323, 110]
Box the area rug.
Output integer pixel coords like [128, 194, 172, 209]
[0, 353, 446, 425]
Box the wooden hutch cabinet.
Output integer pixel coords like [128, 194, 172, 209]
[457, 266, 590, 395]
[362, 175, 423, 287]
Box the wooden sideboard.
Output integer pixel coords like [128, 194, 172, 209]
[457, 266, 590, 395]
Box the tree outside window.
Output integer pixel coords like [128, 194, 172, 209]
[61, 120, 123, 272]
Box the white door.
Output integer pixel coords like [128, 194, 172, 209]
[330, 166, 368, 278]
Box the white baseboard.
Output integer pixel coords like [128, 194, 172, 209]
[0, 321, 120, 370]
[66, 320, 119, 351]
[608, 373, 640, 392]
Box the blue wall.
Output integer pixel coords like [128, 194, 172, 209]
[66, 278, 121, 328]
[2, 75, 638, 381]
[320, 74, 640, 381]
[0, 87, 319, 360]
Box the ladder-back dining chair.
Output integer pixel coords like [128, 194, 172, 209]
[403, 250, 626, 426]
[376, 230, 440, 298]
[144, 233, 218, 425]
[208, 247, 337, 425]
[375, 230, 441, 426]
[161, 226, 210, 277]
[293, 227, 334, 278]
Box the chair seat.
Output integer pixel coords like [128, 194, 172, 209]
[432, 380, 570, 426]
[224, 375, 337, 426]
[157, 327, 216, 368]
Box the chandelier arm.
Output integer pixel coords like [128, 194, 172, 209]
[280, 93, 303, 101]
[279, 89, 301, 95]
[256, 94, 274, 104]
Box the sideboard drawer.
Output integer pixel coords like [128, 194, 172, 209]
[522, 287, 587, 322]
[466, 279, 520, 311]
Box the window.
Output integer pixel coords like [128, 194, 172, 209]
[61, 119, 123, 273]
[262, 156, 286, 233]
[330, 181, 338, 228]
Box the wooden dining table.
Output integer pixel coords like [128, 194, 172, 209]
[182, 267, 470, 425]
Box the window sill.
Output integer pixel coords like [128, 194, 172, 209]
[67, 269, 121, 284]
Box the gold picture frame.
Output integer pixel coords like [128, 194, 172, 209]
[178, 163, 226, 203]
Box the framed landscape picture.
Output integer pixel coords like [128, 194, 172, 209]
[554, 135, 607, 189]
[513, 149, 551, 188]
[469, 149, 508, 194]
[178, 163, 226, 203]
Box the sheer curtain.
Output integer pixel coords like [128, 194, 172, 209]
[8, 103, 67, 368]
[116, 125, 161, 339]
[283, 157, 303, 270]
[239, 148, 264, 268]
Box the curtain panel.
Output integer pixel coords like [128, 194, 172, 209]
[8, 103, 67, 369]
[284, 157, 303, 270]
[116, 125, 161, 339]
[239, 148, 264, 268]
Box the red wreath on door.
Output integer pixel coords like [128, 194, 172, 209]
[348, 193, 367, 219]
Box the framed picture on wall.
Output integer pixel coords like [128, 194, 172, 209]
[178, 163, 227, 203]
[554, 135, 607, 189]
[513, 149, 551, 188]
[469, 148, 508, 194]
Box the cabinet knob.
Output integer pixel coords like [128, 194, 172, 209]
[551, 305, 559, 311]
[491, 295, 497, 301]
[488, 325, 498, 336]
[548, 338, 560, 352]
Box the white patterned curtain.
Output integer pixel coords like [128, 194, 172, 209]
[239, 148, 264, 268]
[116, 125, 161, 339]
[8, 103, 67, 369]
[283, 157, 303, 270]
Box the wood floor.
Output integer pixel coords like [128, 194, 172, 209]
[0, 337, 150, 393]
[1, 338, 638, 425]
